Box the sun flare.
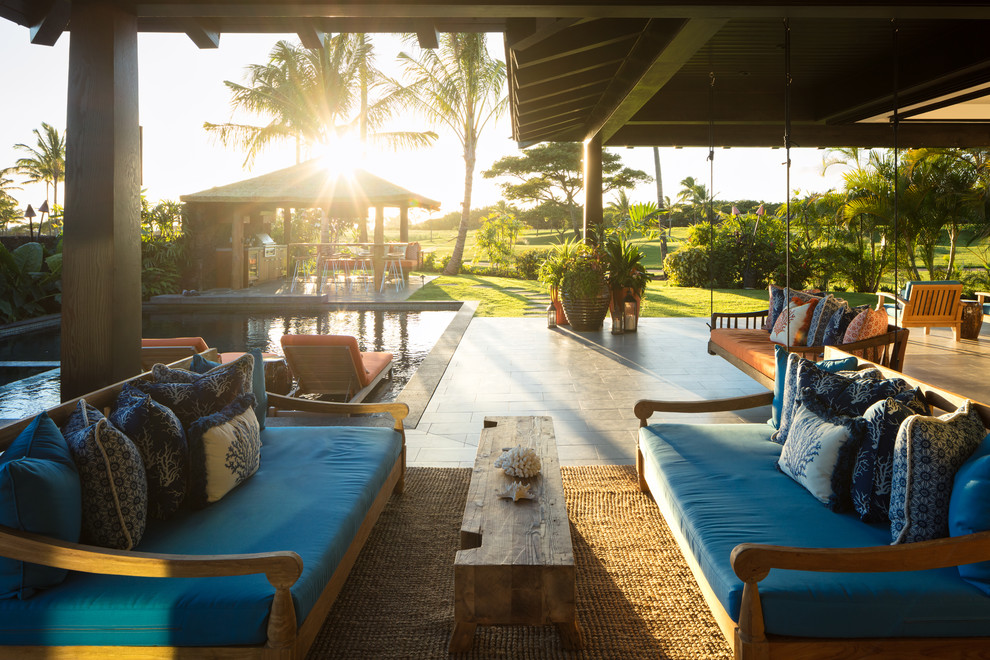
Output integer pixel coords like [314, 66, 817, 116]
[317, 135, 365, 177]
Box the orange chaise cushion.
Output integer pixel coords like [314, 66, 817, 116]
[141, 336, 210, 353]
[709, 328, 777, 379]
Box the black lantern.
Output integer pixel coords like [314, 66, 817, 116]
[546, 302, 557, 329]
[623, 291, 638, 333]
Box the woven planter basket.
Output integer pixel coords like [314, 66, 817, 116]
[561, 285, 610, 331]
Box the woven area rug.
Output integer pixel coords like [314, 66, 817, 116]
[306, 465, 732, 659]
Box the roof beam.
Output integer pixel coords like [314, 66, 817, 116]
[584, 17, 727, 142]
[416, 21, 439, 48]
[184, 19, 219, 48]
[296, 23, 325, 49]
[29, 0, 70, 46]
[506, 18, 585, 52]
[609, 121, 990, 148]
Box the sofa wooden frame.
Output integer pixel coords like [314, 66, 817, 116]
[708, 309, 910, 389]
[634, 349, 990, 660]
[0, 354, 408, 659]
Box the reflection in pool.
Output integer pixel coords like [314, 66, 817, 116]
[0, 309, 456, 420]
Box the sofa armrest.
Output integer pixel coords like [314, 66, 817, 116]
[730, 530, 990, 645]
[0, 525, 303, 649]
[876, 291, 906, 307]
[267, 392, 409, 432]
[710, 310, 769, 330]
[634, 392, 774, 427]
[976, 292, 990, 306]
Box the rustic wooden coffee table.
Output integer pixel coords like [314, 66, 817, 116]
[449, 416, 584, 652]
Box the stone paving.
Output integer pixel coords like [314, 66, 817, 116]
[406, 316, 990, 468]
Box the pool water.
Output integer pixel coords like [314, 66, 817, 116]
[0, 309, 456, 420]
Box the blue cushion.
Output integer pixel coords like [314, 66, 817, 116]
[192, 351, 267, 430]
[110, 384, 189, 520]
[901, 280, 961, 301]
[769, 346, 857, 430]
[798, 368, 910, 418]
[772, 354, 867, 444]
[186, 394, 261, 509]
[62, 402, 148, 550]
[0, 425, 402, 646]
[821, 305, 866, 346]
[0, 413, 81, 599]
[890, 401, 986, 544]
[135, 353, 255, 428]
[949, 434, 990, 594]
[639, 422, 990, 637]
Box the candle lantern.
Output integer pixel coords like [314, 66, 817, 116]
[547, 302, 557, 329]
[623, 291, 638, 333]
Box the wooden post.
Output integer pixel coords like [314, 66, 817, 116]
[583, 133, 603, 244]
[231, 214, 247, 289]
[399, 203, 409, 243]
[61, 1, 141, 399]
[373, 205, 385, 291]
[282, 207, 292, 276]
[359, 214, 369, 243]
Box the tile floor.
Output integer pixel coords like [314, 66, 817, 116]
[406, 316, 990, 468]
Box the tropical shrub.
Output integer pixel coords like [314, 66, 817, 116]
[0, 241, 62, 323]
[474, 209, 528, 269]
[515, 248, 549, 280]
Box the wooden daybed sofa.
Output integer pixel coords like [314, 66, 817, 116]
[0, 350, 406, 658]
[708, 309, 910, 388]
[635, 348, 990, 659]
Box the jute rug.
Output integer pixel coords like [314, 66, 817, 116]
[306, 465, 732, 659]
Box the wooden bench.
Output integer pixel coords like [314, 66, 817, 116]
[878, 281, 963, 341]
[709, 310, 909, 389]
[449, 416, 583, 652]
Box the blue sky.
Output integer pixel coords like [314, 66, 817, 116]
[0, 22, 846, 221]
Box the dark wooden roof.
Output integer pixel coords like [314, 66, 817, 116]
[6, 1, 990, 147]
[179, 160, 441, 213]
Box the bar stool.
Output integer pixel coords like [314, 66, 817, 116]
[381, 248, 405, 293]
[290, 254, 315, 293]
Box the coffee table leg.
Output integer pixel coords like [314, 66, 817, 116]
[449, 621, 477, 652]
[557, 620, 584, 650]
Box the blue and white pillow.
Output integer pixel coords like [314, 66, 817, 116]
[820, 304, 864, 346]
[186, 393, 261, 509]
[890, 401, 987, 544]
[799, 367, 910, 417]
[849, 392, 928, 524]
[61, 401, 148, 550]
[805, 295, 846, 347]
[778, 399, 863, 507]
[191, 349, 267, 430]
[133, 353, 255, 429]
[772, 357, 875, 445]
[769, 346, 857, 430]
[110, 383, 188, 519]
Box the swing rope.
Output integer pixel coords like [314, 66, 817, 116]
[708, 70, 716, 319]
[784, 18, 792, 344]
[892, 20, 900, 328]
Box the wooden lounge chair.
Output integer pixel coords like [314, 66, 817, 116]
[280, 334, 393, 403]
[878, 280, 964, 341]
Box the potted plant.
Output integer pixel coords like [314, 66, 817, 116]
[601, 234, 650, 326]
[538, 240, 581, 326]
[559, 251, 610, 331]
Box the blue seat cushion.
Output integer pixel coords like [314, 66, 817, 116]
[0, 425, 402, 646]
[639, 422, 990, 638]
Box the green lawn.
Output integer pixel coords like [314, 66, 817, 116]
[407, 274, 881, 318]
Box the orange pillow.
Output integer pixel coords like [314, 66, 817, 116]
[843, 307, 888, 344]
[770, 297, 819, 346]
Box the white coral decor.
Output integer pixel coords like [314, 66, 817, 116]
[494, 446, 541, 478]
[498, 481, 535, 502]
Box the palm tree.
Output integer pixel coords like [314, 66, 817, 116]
[394, 33, 508, 275]
[676, 176, 710, 224]
[0, 167, 21, 233]
[14, 122, 65, 224]
[205, 36, 436, 166]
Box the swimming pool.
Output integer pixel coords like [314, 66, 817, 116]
[0, 309, 456, 420]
